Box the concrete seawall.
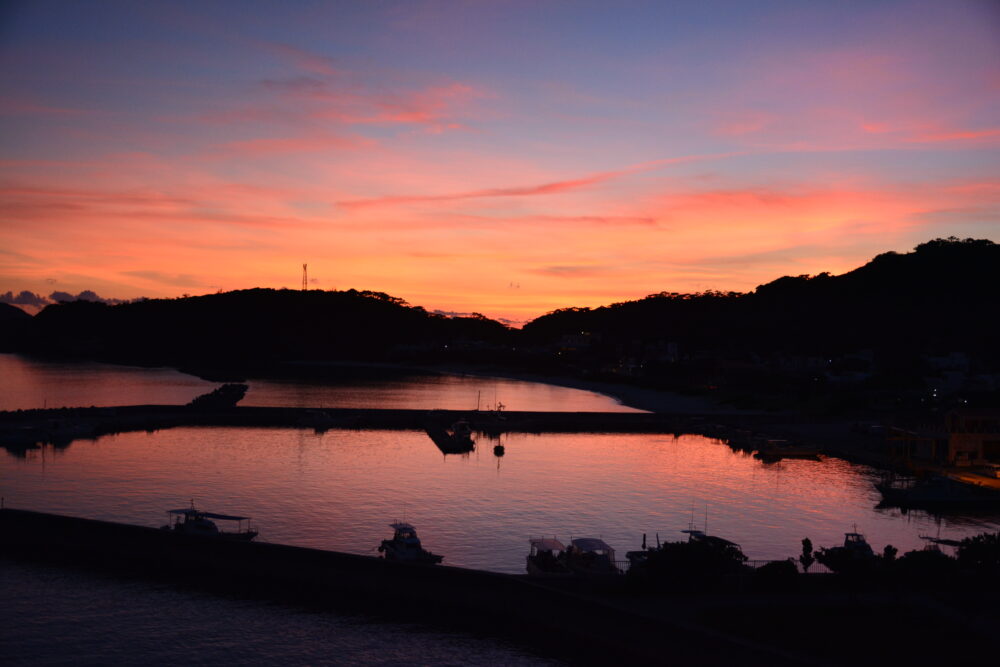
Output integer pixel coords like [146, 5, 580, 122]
[1, 508, 797, 665]
[0, 404, 786, 454]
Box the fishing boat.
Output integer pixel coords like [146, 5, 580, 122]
[161, 506, 258, 541]
[564, 537, 621, 575]
[526, 537, 571, 575]
[815, 529, 877, 573]
[378, 522, 443, 564]
[681, 527, 745, 551]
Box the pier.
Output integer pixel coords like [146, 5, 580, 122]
[0, 507, 794, 665]
[0, 404, 781, 454]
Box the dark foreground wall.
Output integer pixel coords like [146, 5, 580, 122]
[0, 508, 793, 665]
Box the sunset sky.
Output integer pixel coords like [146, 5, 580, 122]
[1, 0, 998, 322]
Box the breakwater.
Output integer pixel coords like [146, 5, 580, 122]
[0, 508, 793, 665]
[0, 404, 783, 454]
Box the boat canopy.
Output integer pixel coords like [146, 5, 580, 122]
[390, 522, 416, 532]
[684, 530, 739, 548]
[168, 509, 250, 521]
[530, 538, 566, 552]
[571, 537, 613, 553]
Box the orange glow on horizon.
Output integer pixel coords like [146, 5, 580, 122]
[1, 2, 997, 322]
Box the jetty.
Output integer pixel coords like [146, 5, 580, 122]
[0, 404, 781, 455]
[0, 507, 796, 665]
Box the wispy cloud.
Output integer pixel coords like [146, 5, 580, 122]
[0, 97, 97, 116]
[244, 41, 487, 133]
[121, 270, 203, 287]
[338, 170, 627, 209]
[258, 42, 340, 77]
[338, 152, 738, 210]
[906, 127, 1000, 144]
[211, 133, 372, 157]
[528, 265, 615, 278]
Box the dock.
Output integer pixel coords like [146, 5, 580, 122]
[0, 404, 780, 454]
[0, 507, 798, 665]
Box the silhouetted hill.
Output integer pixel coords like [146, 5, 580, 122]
[0, 302, 31, 323]
[522, 237, 1000, 364]
[0, 302, 32, 351]
[8, 238, 998, 394]
[22, 288, 512, 371]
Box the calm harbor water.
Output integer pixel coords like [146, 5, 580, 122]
[0, 560, 552, 666]
[3, 353, 1000, 664]
[5, 427, 999, 570]
[0, 353, 641, 413]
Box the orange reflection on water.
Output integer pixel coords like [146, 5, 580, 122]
[5, 428, 998, 573]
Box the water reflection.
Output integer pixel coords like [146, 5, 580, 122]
[0, 353, 640, 413]
[242, 373, 641, 412]
[0, 354, 214, 410]
[4, 428, 997, 573]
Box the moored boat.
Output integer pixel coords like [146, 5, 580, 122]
[564, 537, 621, 575]
[425, 419, 475, 454]
[526, 537, 571, 575]
[378, 522, 444, 564]
[161, 506, 258, 541]
[815, 529, 877, 573]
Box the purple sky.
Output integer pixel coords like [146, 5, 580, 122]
[1, 0, 998, 320]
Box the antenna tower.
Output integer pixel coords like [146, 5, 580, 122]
[302, 263, 308, 291]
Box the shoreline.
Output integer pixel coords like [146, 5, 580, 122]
[311, 359, 765, 416]
[2, 353, 978, 485]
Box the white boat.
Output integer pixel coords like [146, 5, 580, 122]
[378, 522, 443, 564]
[162, 507, 257, 541]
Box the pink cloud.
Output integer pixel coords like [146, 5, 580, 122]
[338, 152, 740, 210]
[712, 111, 777, 137]
[258, 42, 340, 77]
[338, 169, 628, 209]
[0, 97, 96, 116]
[212, 133, 373, 157]
[906, 127, 1000, 144]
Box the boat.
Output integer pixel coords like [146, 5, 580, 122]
[564, 537, 621, 575]
[839, 531, 875, 558]
[681, 527, 741, 549]
[425, 419, 475, 454]
[815, 529, 877, 573]
[377, 522, 443, 564]
[186, 383, 249, 410]
[625, 532, 657, 569]
[161, 506, 258, 541]
[526, 537, 571, 575]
